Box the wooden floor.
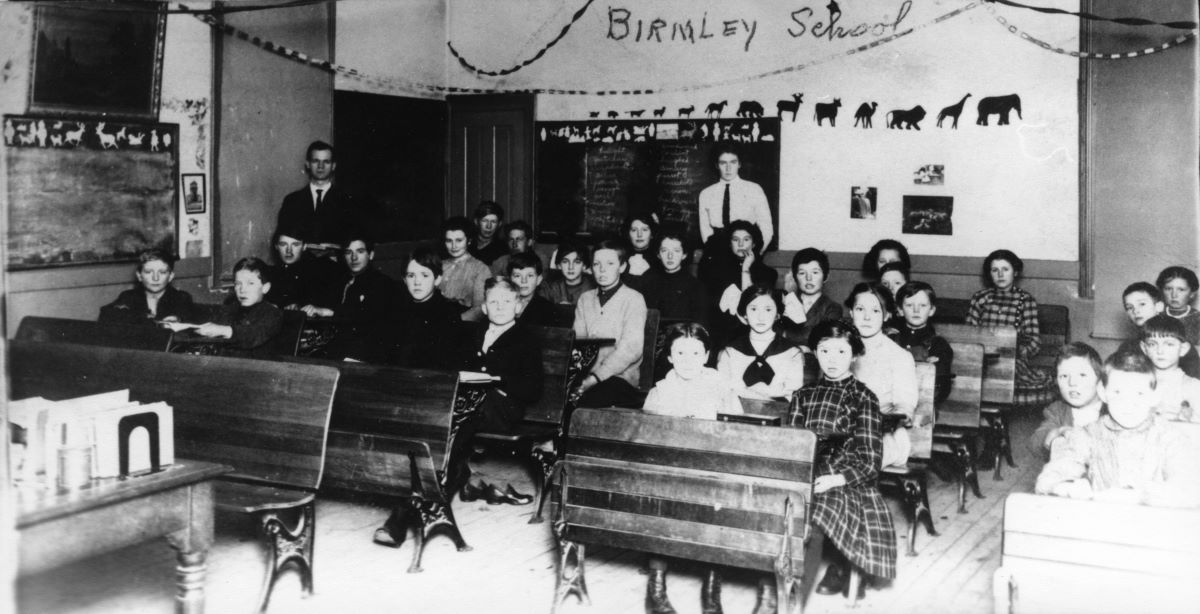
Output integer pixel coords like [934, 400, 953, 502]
[17, 411, 1044, 614]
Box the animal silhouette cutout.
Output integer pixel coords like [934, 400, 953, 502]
[853, 102, 878, 128]
[49, 133, 63, 147]
[607, 110, 619, 119]
[127, 132, 145, 146]
[64, 123, 85, 146]
[95, 123, 119, 149]
[776, 93, 804, 121]
[736, 100, 764, 118]
[678, 105, 694, 118]
[937, 94, 971, 129]
[588, 111, 600, 118]
[116, 126, 128, 143]
[628, 110, 645, 118]
[706, 100, 728, 118]
[886, 106, 926, 129]
[814, 98, 841, 126]
[976, 94, 1022, 126]
[17, 130, 35, 145]
[652, 106, 666, 118]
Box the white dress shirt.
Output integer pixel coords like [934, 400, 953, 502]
[697, 177, 773, 247]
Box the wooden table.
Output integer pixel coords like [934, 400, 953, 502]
[17, 460, 229, 614]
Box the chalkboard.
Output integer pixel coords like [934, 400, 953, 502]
[536, 118, 780, 250]
[5, 114, 178, 269]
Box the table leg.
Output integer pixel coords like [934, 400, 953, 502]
[174, 549, 208, 614]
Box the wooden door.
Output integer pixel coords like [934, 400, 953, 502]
[447, 94, 535, 224]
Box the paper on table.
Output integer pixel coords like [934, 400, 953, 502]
[159, 321, 200, 332]
[458, 371, 500, 383]
[782, 292, 807, 324]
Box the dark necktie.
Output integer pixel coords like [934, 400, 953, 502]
[742, 352, 776, 387]
[721, 183, 731, 228]
[314, 188, 324, 211]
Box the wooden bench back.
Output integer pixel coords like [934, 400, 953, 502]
[638, 309, 662, 392]
[9, 340, 340, 491]
[937, 324, 1017, 406]
[998, 493, 1200, 613]
[560, 407, 817, 572]
[16, 316, 173, 352]
[525, 325, 574, 425]
[911, 362, 936, 460]
[937, 342, 985, 429]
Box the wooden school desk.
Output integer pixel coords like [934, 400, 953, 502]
[16, 460, 229, 614]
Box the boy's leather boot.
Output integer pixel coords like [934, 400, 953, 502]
[645, 569, 677, 614]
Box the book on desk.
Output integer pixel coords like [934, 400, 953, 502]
[9, 389, 175, 489]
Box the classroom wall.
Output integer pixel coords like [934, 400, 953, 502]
[1, 4, 220, 334]
[1085, 0, 1199, 342]
[334, 0, 446, 98]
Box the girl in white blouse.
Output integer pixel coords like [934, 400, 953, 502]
[846, 282, 918, 467]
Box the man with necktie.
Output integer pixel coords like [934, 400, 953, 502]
[275, 140, 357, 253]
[696, 145, 774, 250]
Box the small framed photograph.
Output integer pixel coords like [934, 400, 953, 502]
[181, 174, 206, 214]
[850, 186, 877, 220]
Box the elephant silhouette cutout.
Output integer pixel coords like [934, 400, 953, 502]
[814, 98, 841, 126]
[706, 100, 728, 118]
[886, 106, 927, 130]
[853, 102, 878, 128]
[776, 93, 804, 121]
[736, 100, 764, 118]
[976, 94, 1021, 126]
[937, 94, 971, 129]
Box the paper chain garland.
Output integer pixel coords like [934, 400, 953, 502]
[986, 2, 1197, 59]
[183, 1, 1196, 97]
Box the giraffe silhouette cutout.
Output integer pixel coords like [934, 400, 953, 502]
[937, 94, 971, 129]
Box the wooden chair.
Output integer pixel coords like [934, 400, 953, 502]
[937, 323, 1019, 480]
[1029, 304, 1070, 370]
[318, 364, 471, 572]
[994, 493, 1200, 614]
[637, 308, 662, 393]
[474, 325, 575, 523]
[16, 315, 173, 351]
[878, 362, 939, 556]
[931, 342, 986, 514]
[9, 340, 340, 612]
[553, 407, 821, 612]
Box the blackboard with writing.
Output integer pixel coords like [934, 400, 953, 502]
[536, 118, 780, 250]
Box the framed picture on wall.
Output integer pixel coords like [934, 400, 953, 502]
[182, 174, 206, 214]
[28, 2, 167, 120]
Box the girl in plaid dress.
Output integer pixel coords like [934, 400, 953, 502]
[787, 319, 897, 598]
[967, 250, 1053, 405]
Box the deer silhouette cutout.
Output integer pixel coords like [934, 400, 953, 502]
[705, 100, 728, 118]
[652, 107, 666, 118]
[937, 94, 971, 129]
[776, 93, 804, 122]
[95, 123, 118, 149]
[64, 123, 85, 146]
[678, 105, 694, 118]
[814, 98, 841, 126]
[853, 102, 878, 128]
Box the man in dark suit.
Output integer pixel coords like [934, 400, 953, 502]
[276, 140, 356, 250]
